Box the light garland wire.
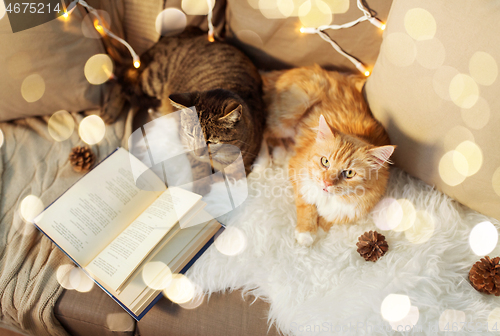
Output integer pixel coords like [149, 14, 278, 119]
[300, 0, 386, 76]
[64, 0, 141, 68]
[207, 0, 215, 42]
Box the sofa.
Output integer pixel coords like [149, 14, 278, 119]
[1, 0, 499, 335]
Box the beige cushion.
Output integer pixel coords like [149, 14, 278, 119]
[365, 0, 500, 220]
[225, 0, 392, 71]
[0, 6, 109, 121]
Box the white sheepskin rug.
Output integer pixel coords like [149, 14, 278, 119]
[186, 151, 500, 336]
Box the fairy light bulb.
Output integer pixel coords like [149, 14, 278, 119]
[133, 55, 141, 68]
[63, 12, 69, 18]
[94, 20, 103, 34]
[208, 31, 215, 42]
[368, 17, 386, 30]
[355, 62, 370, 76]
[300, 27, 317, 34]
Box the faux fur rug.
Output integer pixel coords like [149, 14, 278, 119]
[187, 152, 500, 335]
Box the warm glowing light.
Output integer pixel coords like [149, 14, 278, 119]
[300, 27, 305, 33]
[214, 226, 247, 256]
[389, 306, 419, 331]
[454, 141, 482, 177]
[404, 8, 436, 41]
[372, 198, 403, 231]
[488, 308, 500, 331]
[469, 221, 498, 256]
[439, 151, 467, 186]
[155, 8, 187, 36]
[20, 195, 44, 223]
[179, 294, 204, 310]
[21, 74, 45, 103]
[469, 51, 498, 86]
[133, 60, 141, 68]
[142, 261, 173, 290]
[208, 32, 215, 42]
[70, 267, 94, 292]
[298, 0, 332, 28]
[106, 313, 135, 332]
[381, 294, 411, 322]
[0, 0, 6, 21]
[84, 54, 113, 85]
[79, 115, 106, 145]
[439, 310, 466, 331]
[164, 274, 195, 304]
[48, 110, 75, 142]
[449, 73, 479, 109]
[364, 70, 370, 77]
[392, 199, 416, 232]
[405, 210, 435, 244]
[381, 24, 386, 30]
[368, 17, 385, 30]
[63, 12, 68, 18]
[94, 21, 104, 33]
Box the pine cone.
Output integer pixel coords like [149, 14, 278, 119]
[69, 146, 95, 172]
[356, 230, 389, 262]
[469, 256, 500, 296]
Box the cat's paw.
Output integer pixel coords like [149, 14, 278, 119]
[272, 146, 288, 166]
[295, 230, 315, 246]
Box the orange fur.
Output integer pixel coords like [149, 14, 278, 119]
[263, 65, 395, 245]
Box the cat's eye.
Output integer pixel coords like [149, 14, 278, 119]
[320, 157, 330, 168]
[343, 170, 356, 178]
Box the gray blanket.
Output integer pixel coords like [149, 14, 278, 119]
[0, 110, 134, 335]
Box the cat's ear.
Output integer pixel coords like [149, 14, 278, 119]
[169, 93, 195, 110]
[219, 104, 242, 124]
[368, 145, 396, 169]
[317, 115, 335, 141]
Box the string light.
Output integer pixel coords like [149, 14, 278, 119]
[300, 0, 385, 76]
[63, 0, 141, 68]
[207, 0, 215, 42]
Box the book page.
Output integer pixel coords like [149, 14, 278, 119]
[85, 187, 203, 292]
[34, 148, 165, 266]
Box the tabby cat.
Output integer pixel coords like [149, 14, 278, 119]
[103, 27, 266, 191]
[263, 65, 395, 246]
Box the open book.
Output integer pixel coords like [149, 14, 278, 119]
[34, 147, 222, 320]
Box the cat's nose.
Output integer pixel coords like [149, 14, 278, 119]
[324, 181, 333, 187]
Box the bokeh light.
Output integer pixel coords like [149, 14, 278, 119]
[493, 167, 500, 197]
[372, 197, 403, 231]
[277, 0, 295, 17]
[381, 294, 411, 322]
[0, 0, 5, 20]
[383, 33, 416, 67]
[404, 210, 435, 244]
[21, 74, 45, 103]
[415, 38, 445, 69]
[298, 0, 332, 28]
[0, 129, 4, 148]
[57, 264, 76, 290]
[48, 110, 75, 142]
[214, 226, 247, 256]
[439, 310, 466, 331]
[454, 141, 482, 177]
[404, 8, 436, 41]
[258, 0, 286, 19]
[179, 294, 204, 310]
[439, 151, 467, 186]
[444, 126, 474, 152]
[79, 115, 105, 145]
[182, 0, 215, 15]
[164, 274, 195, 304]
[433, 66, 460, 101]
[326, 0, 349, 14]
[106, 313, 135, 332]
[155, 8, 187, 36]
[142, 261, 173, 290]
[488, 308, 500, 332]
[469, 221, 498, 256]
[20, 195, 44, 223]
[389, 306, 419, 331]
[69, 267, 94, 292]
[449, 74, 479, 109]
[469, 51, 498, 86]
[392, 199, 416, 232]
[461, 97, 490, 130]
[84, 54, 113, 85]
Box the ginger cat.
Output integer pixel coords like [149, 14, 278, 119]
[262, 65, 395, 246]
